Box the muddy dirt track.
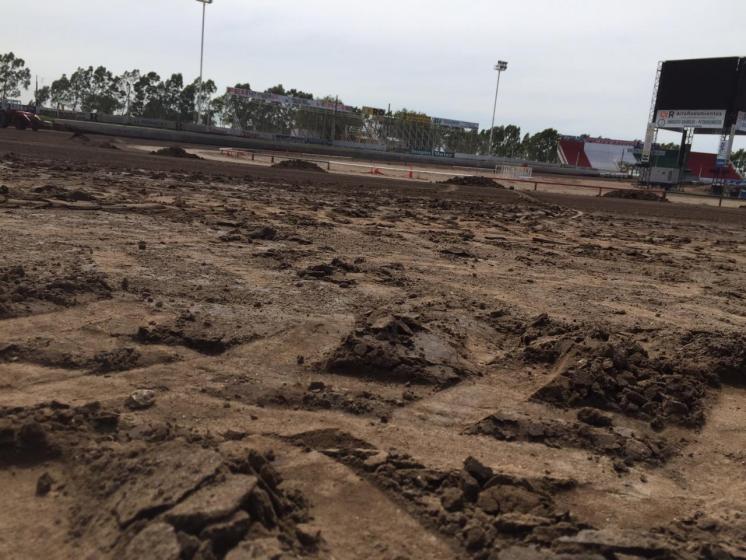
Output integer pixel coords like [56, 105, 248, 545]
[1, 129, 746, 560]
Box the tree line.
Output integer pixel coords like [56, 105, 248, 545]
[1, 51, 560, 162]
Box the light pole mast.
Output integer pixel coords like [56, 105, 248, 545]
[196, 0, 213, 124]
[488, 60, 508, 156]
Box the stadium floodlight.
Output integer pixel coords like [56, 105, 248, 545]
[488, 60, 509, 156]
[195, 0, 214, 124]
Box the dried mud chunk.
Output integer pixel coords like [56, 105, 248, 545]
[224, 537, 285, 560]
[463, 456, 493, 485]
[135, 321, 244, 356]
[558, 528, 673, 556]
[247, 226, 278, 240]
[531, 336, 709, 428]
[440, 487, 465, 512]
[36, 472, 54, 496]
[494, 513, 552, 534]
[126, 389, 156, 410]
[93, 347, 141, 373]
[326, 313, 473, 386]
[246, 487, 278, 528]
[496, 546, 605, 560]
[165, 475, 258, 533]
[466, 411, 670, 466]
[113, 443, 223, 526]
[576, 407, 612, 427]
[122, 522, 181, 560]
[199, 510, 251, 553]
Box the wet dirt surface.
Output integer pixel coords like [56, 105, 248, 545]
[1, 129, 746, 559]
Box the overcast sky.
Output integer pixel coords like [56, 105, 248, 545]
[5, 0, 745, 150]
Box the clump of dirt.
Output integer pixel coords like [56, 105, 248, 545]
[212, 381, 408, 421]
[152, 146, 201, 159]
[0, 342, 146, 374]
[325, 310, 476, 386]
[439, 176, 504, 188]
[30, 184, 97, 202]
[298, 258, 360, 287]
[602, 189, 666, 202]
[0, 402, 324, 559]
[135, 312, 255, 356]
[91, 347, 143, 373]
[271, 159, 326, 172]
[98, 141, 120, 150]
[68, 131, 91, 143]
[529, 329, 714, 429]
[465, 411, 673, 467]
[0, 264, 112, 319]
[218, 224, 281, 243]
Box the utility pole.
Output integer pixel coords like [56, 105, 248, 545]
[331, 95, 339, 143]
[195, 0, 213, 124]
[488, 61, 508, 156]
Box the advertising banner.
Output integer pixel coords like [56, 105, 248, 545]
[432, 117, 480, 130]
[715, 125, 737, 168]
[432, 150, 455, 158]
[655, 109, 726, 129]
[362, 106, 386, 116]
[641, 123, 655, 164]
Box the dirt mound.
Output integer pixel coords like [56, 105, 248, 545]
[439, 175, 503, 188]
[325, 310, 476, 386]
[0, 402, 323, 559]
[0, 342, 148, 374]
[271, 159, 326, 172]
[152, 146, 201, 159]
[211, 380, 405, 421]
[529, 329, 714, 429]
[602, 189, 665, 202]
[135, 312, 255, 355]
[465, 411, 673, 467]
[298, 258, 360, 287]
[0, 264, 112, 319]
[68, 131, 91, 143]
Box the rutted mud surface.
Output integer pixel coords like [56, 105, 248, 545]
[0, 402, 323, 559]
[289, 429, 743, 559]
[2, 130, 746, 559]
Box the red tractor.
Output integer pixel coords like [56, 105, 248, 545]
[0, 100, 43, 131]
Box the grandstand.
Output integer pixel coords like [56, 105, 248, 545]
[558, 135, 742, 182]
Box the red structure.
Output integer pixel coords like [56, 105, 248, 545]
[685, 152, 741, 181]
[557, 138, 592, 168]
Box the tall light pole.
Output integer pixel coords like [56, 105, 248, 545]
[196, 0, 213, 124]
[488, 60, 508, 156]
